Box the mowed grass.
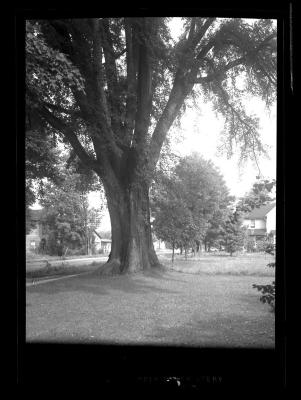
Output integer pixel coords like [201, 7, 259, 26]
[26, 253, 275, 347]
[159, 252, 275, 277]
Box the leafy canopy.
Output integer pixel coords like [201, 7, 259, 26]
[151, 153, 233, 250]
[25, 17, 276, 187]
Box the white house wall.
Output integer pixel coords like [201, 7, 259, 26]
[266, 206, 276, 233]
[153, 240, 166, 250]
[243, 219, 266, 229]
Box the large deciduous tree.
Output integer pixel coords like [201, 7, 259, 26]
[25, 17, 276, 274]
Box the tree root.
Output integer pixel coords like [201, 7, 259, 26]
[93, 258, 165, 277]
[94, 259, 122, 276]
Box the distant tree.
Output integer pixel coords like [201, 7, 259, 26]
[39, 171, 104, 255]
[203, 209, 229, 251]
[220, 210, 246, 256]
[151, 153, 232, 258]
[151, 173, 188, 262]
[175, 153, 233, 252]
[25, 127, 62, 234]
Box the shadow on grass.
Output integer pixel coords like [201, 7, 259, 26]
[144, 314, 275, 348]
[27, 270, 182, 297]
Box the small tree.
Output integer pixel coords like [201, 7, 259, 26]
[220, 211, 246, 256]
[152, 179, 193, 263]
[203, 208, 232, 251]
[152, 208, 182, 263]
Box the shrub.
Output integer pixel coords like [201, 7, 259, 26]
[67, 247, 86, 256]
[244, 237, 256, 252]
[252, 280, 275, 311]
[253, 244, 275, 312]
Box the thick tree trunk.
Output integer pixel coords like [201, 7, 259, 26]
[96, 178, 161, 275]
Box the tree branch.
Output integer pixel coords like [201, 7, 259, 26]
[124, 18, 138, 143]
[39, 106, 101, 174]
[148, 80, 192, 173]
[100, 18, 123, 135]
[214, 80, 263, 170]
[114, 48, 127, 59]
[43, 102, 81, 117]
[192, 57, 245, 83]
[133, 19, 154, 151]
[148, 18, 216, 174]
[91, 19, 111, 128]
[193, 17, 216, 50]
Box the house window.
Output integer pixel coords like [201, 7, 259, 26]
[250, 220, 255, 228]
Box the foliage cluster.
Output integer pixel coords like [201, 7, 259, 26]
[35, 171, 104, 256]
[252, 242, 275, 311]
[151, 153, 239, 258]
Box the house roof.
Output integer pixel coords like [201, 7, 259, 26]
[94, 229, 111, 240]
[245, 202, 276, 219]
[28, 208, 44, 221]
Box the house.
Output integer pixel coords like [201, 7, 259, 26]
[93, 230, 112, 254]
[26, 209, 46, 252]
[242, 202, 276, 246]
[153, 239, 166, 251]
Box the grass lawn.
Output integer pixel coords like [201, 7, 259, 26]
[161, 252, 275, 276]
[26, 253, 275, 347]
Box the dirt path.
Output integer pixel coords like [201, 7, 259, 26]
[26, 269, 274, 347]
[26, 256, 109, 271]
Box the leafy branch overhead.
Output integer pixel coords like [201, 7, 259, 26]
[26, 17, 276, 186]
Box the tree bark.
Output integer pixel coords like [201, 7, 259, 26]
[97, 178, 161, 275]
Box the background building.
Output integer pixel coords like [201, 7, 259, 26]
[242, 202, 276, 247]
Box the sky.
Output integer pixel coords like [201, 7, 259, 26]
[31, 17, 277, 232]
[170, 98, 276, 198]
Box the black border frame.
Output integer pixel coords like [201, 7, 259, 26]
[15, 4, 291, 390]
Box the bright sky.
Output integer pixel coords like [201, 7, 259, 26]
[31, 17, 277, 232]
[171, 98, 276, 198]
